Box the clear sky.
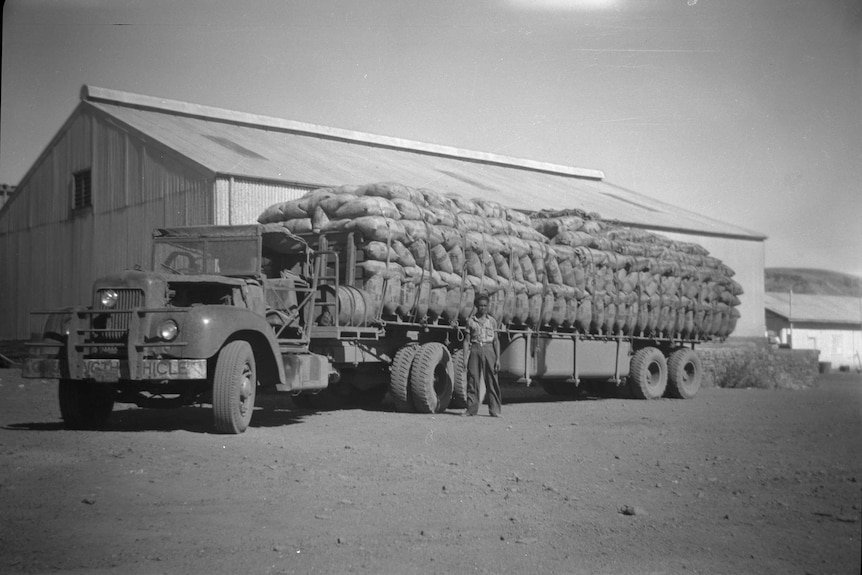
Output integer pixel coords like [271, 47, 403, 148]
[2, 0, 861, 277]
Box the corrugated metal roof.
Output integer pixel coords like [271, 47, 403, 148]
[765, 292, 862, 325]
[83, 85, 765, 240]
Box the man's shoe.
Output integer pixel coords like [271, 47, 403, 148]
[490, 413, 502, 418]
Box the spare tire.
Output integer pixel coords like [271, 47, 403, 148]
[390, 344, 420, 412]
[666, 347, 703, 399]
[410, 343, 454, 413]
[449, 348, 468, 409]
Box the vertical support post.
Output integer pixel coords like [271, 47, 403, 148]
[612, 336, 622, 384]
[571, 335, 580, 385]
[524, 331, 532, 387]
[345, 232, 356, 286]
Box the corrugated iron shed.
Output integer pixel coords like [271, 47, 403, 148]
[765, 292, 862, 325]
[83, 86, 764, 240]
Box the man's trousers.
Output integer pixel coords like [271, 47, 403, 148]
[466, 343, 502, 416]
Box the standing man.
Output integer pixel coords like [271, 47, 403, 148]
[463, 293, 502, 417]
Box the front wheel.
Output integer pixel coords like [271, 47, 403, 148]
[58, 379, 114, 430]
[213, 341, 257, 434]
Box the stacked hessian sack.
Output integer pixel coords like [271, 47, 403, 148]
[258, 183, 741, 339]
[531, 209, 742, 339]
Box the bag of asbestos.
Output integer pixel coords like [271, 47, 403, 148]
[257, 182, 742, 335]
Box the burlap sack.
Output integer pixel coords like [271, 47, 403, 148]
[464, 250, 484, 277]
[519, 255, 537, 283]
[349, 216, 406, 243]
[391, 198, 423, 221]
[311, 205, 330, 232]
[335, 196, 402, 220]
[317, 193, 358, 215]
[284, 218, 313, 233]
[492, 252, 511, 280]
[391, 240, 416, 267]
[258, 199, 308, 223]
[356, 182, 422, 203]
[363, 241, 396, 262]
[408, 240, 429, 268]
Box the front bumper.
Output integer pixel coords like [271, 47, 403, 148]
[23, 357, 207, 382]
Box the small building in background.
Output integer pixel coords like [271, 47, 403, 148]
[765, 292, 862, 371]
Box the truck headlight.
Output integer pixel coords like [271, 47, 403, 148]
[99, 289, 119, 308]
[158, 319, 179, 341]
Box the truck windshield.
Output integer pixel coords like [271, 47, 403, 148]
[153, 236, 260, 276]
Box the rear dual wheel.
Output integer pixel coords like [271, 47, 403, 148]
[629, 347, 668, 400]
[666, 347, 703, 399]
[628, 346, 703, 400]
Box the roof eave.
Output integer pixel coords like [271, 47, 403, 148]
[83, 85, 605, 181]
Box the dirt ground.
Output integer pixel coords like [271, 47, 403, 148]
[0, 369, 859, 575]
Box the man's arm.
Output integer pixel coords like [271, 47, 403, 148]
[492, 319, 501, 372]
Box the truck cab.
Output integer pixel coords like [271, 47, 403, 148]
[23, 224, 333, 434]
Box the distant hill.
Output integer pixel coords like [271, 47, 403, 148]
[765, 268, 862, 297]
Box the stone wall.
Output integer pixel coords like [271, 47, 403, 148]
[697, 338, 820, 390]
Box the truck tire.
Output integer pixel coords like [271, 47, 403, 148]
[213, 340, 257, 434]
[390, 344, 420, 412]
[449, 349, 468, 409]
[410, 343, 454, 413]
[666, 347, 703, 399]
[628, 347, 667, 400]
[58, 379, 114, 430]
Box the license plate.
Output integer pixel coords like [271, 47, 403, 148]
[140, 359, 206, 380]
[83, 359, 121, 381]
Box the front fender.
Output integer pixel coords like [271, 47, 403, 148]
[32, 307, 76, 342]
[148, 306, 286, 386]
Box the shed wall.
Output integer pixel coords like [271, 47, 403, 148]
[0, 109, 215, 340]
[213, 177, 311, 226]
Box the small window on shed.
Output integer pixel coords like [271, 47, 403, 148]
[72, 169, 92, 210]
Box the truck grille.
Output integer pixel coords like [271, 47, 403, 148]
[84, 289, 144, 355]
[95, 289, 143, 336]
